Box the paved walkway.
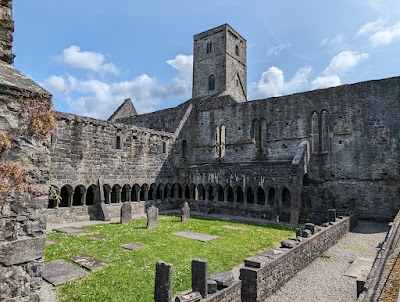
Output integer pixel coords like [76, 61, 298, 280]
[264, 220, 389, 302]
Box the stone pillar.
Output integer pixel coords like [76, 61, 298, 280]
[81, 192, 86, 206]
[192, 259, 207, 298]
[194, 187, 198, 200]
[224, 188, 228, 203]
[205, 189, 209, 202]
[143, 188, 149, 201]
[173, 186, 179, 200]
[67, 191, 73, 207]
[328, 209, 336, 222]
[106, 191, 111, 204]
[154, 261, 173, 302]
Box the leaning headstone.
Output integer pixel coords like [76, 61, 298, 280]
[192, 259, 207, 298]
[301, 229, 312, 238]
[328, 209, 337, 222]
[207, 279, 217, 294]
[209, 271, 234, 289]
[290, 208, 300, 224]
[120, 202, 132, 224]
[154, 261, 173, 302]
[181, 202, 190, 222]
[147, 206, 159, 229]
[295, 228, 302, 237]
[304, 223, 316, 234]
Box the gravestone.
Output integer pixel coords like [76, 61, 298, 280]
[192, 259, 207, 298]
[209, 271, 234, 289]
[290, 209, 300, 224]
[181, 202, 190, 222]
[119, 243, 144, 251]
[328, 208, 336, 222]
[304, 223, 316, 234]
[147, 206, 159, 229]
[173, 231, 219, 242]
[154, 261, 173, 302]
[95, 177, 111, 221]
[207, 279, 217, 294]
[42, 260, 89, 286]
[120, 202, 132, 224]
[53, 227, 88, 234]
[71, 254, 108, 271]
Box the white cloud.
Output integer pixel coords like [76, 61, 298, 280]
[43, 54, 193, 119]
[322, 51, 369, 76]
[356, 17, 388, 37]
[267, 42, 291, 56]
[311, 51, 368, 90]
[250, 66, 312, 99]
[320, 34, 344, 47]
[369, 22, 400, 47]
[55, 45, 119, 74]
[311, 75, 341, 89]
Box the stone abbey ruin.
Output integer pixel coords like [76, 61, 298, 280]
[1, 0, 400, 301]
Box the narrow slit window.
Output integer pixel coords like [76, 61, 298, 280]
[115, 136, 121, 149]
[162, 142, 167, 153]
[208, 75, 215, 91]
[235, 45, 239, 56]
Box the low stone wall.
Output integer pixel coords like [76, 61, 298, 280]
[239, 214, 357, 302]
[357, 211, 400, 301]
[202, 280, 241, 302]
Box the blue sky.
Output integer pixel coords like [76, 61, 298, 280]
[13, 0, 400, 119]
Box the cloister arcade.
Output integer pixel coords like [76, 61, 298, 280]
[49, 182, 292, 212]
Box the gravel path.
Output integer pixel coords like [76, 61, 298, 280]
[264, 220, 389, 302]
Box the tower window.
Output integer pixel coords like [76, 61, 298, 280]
[115, 136, 121, 149]
[162, 142, 167, 153]
[235, 45, 239, 56]
[208, 75, 215, 91]
[206, 41, 213, 53]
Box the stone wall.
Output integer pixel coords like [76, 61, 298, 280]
[0, 0, 14, 64]
[0, 62, 52, 301]
[202, 280, 241, 302]
[239, 215, 357, 302]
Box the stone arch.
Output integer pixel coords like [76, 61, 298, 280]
[226, 185, 234, 202]
[206, 184, 213, 202]
[111, 184, 121, 203]
[246, 187, 254, 204]
[140, 183, 149, 201]
[48, 185, 59, 208]
[267, 187, 276, 206]
[60, 185, 73, 207]
[164, 183, 171, 199]
[255, 186, 265, 205]
[148, 183, 157, 200]
[197, 184, 205, 200]
[131, 184, 140, 201]
[103, 184, 111, 204]
[73, 185, 86, 206]
[156, 183, 164, 199]
[235, 185, 244, 203]
[86, 184, 96, 205]
[172, 183, 182, 199]
[311, 111, 319, 154]
[281, 187, 291, 208]
[183, 184, 190, 199]
[215, 184, 224, 201]
[122, 184, 131, 202]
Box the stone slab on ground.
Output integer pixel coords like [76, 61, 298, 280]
[345, 257, 374, 280]
[119, 243, 144, 251]
[53, 227, 88, 234]
[71, 254, 108, 271]
[172, 231, 219, 242]
[222, 225, 246, 231]
[42, 260, 89, 286]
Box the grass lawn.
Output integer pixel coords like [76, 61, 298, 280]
[45, 215, 295, 302]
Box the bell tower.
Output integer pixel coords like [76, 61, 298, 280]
[192, 24, 247, 102]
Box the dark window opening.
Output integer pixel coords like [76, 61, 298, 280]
[162, 142, 167, 153]
[208, 75, 215, 91]
[182, 140, 187, 159]
[206, 41, 212, 53]
[116, 136, 121, 149]
[235, 45, 239, 56]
